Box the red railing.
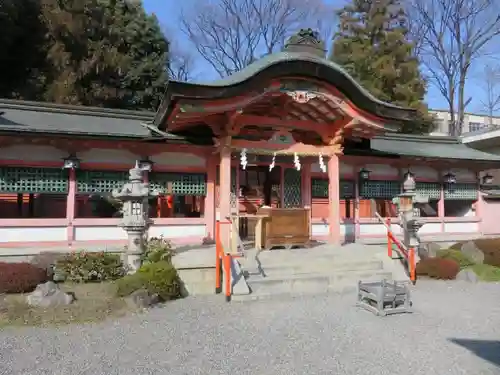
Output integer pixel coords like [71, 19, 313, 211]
[380, 215, 416, 284]
[215, 217, 242, 302]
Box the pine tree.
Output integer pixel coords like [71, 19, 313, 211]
[39, 0, 169, 111]
[331, 0, 434, 134]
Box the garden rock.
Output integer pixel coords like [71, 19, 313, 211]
[126, 289, 160, 309]
[461, 241, 484, 264]
[456, 269, 479, 283]
[26, 281, 74, 308]
[0, 293, 7, 313]
[419, 242, 441, 258]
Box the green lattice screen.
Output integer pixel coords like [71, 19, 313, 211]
[444, 183, 478, 200]
[0, 167, 68, 193]
[283, 168, 301, 207]
[311, 178, 355, 199]
[77, 170, 128, 194]
[416, 182, 441, 200]
[149, 172, 206, 196]
[360, 180, 400, 199]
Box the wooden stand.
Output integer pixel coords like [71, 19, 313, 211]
[255, 207, 311, 250]
[356, 279, 412, 317]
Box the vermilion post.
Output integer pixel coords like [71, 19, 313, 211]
[215, 220, 222, 294]
[386, 217, 392, 258]
[409, 247, 416, 283]
[224, 253, 232, 302]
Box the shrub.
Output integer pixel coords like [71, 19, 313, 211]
[468, 264, 500, 282]
[115, 261, 181, 301]
[449, 239, 500, 267]
[141, 236, 174, 264]
[416, 257, 460, 280]
[30, 252, 65, 278]
[435, 249, 475, 269]
[55, 251, 126, 283]
[0, 262, 48, 294]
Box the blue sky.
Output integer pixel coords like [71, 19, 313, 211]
[143, 0, 494, 114]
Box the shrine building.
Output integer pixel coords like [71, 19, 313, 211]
[1, 29, 500, 257]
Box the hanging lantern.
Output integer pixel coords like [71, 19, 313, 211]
[269, 152, 276, 171]
[443, 172, 456, 184]
[318, 153, 326, 173]
[481, 173, 494, 185]
[359, 167, 371, 180]
[240, 148, 248, 170]
[293, 152, 301, 171]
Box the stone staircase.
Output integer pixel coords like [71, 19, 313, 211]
[232, 243, 407, 301]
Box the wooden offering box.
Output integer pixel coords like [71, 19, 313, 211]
[256, 207, 311, 250]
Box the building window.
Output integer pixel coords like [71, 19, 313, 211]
[469, 122, 486, 132]
[415, 182, 440, 217]
[0, 167, 68, 219]
[149, 172, 206, 218]
[75, 170, 128, 218]
[310, 179, 355, 219]
[443, 183, 477, 217]
[359, 180, 399, 218]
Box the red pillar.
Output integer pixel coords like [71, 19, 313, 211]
[204, 154, 217, 241]
[66, 168, 76, 245]
[219, 139, 232, 249]
[328, 155, 341, 244]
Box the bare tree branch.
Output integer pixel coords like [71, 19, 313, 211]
[167, 41, 196, 82]
[408, 0, 500, 135]
[180, 0, 334, 78]
[477, 64, 500, 125]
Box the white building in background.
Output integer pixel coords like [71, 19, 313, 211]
[429, 109, 500, 136]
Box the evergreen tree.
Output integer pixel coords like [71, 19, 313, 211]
[0, 0, 47, 99]
[331, 0, 434, 134]
[39, 0, 169, 110]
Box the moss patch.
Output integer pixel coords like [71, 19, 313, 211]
[468, 264, 500, 282]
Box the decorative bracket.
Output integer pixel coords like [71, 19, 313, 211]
[285, 90, 318, 104]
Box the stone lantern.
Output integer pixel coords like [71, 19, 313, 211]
[112, 162, 158, 273]
[392, 171, 428, 259]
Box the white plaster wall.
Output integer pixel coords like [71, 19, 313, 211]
[311, 161, 353, 175]
[0, 227, 67, 242]
[78, 148, 138, 164]
[364, 164, 399, 178]
[0, 145, 67, 162]
[359, 223, 386, 235]
[412, 166, 439, 180]
[419, 223, 442, 234]
[448, 168, 476, 181]
[149, 224, 206, 238]
[151, 152, 205, 167]
[74, 226, 127, 241]
[444, 222, 479, 233]
[312, 222, 329, 236]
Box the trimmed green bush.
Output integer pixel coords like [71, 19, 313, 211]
[468, 264, 500, 282]
[416, 257, 460, 280]
[55, 251, 126, 283]
[115, 261, 181, 301]
[436, 249, 475, 269]
[141, 236, 174, 264]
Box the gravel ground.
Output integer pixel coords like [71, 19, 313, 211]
[1, 280, 500, 375]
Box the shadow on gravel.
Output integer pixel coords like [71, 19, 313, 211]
[449, 339, 500, 367]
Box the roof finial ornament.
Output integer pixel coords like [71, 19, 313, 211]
[283, 28, 326, 58]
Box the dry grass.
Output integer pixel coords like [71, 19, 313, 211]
[0, 282, 133, 327]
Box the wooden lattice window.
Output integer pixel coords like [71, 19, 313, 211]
[360, 180, 400, 199]
[416, 182, 441, 200]
[444, 183, 478, 200]
[150, 172, 206, 196]
[283, 168, 302, 207]
[77, 170, 129, 194]
[0, 167, 68, 193]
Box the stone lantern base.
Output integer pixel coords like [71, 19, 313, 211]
[123, 228, 146, 273]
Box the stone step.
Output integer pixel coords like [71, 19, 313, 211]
[232, 270, 393, 302]
[244, 269, 393, 296]
[244, 259, 384, 277]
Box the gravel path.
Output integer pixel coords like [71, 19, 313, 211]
[1, 280, 500, 375]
